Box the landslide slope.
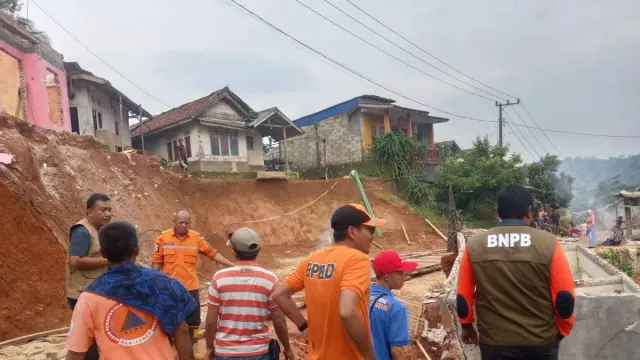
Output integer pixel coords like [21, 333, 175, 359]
[0, 115, 441, 341]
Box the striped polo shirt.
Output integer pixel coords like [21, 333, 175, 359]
[207, 261, 278, 357]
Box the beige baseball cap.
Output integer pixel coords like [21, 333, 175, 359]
[228, 227, 262, 252]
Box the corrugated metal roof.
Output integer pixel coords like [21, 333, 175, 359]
[294, 95, 394, 127]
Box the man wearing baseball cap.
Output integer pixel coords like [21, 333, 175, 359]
[273, 204, 386, 360]
[370, 251, 417, 360]
[205, 228, 293, 360]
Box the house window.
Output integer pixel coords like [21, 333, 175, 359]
[247, 135, 254, 150]
[380, 127, 385, 136]
[92, 110, 97, 133]
[183, 132, 192, 158]
[210, 133, 220, 156]
[172, 140, 178, 161]
[371, 126, 377, 140]
[166, 142, 174, 162]
[115, 121, 120, 136]
[230, 134, 238, 155]
[210, 129, 239, 156]
[98, 112, 103, 129]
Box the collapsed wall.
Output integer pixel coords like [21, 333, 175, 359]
[441, 234, 640, 360]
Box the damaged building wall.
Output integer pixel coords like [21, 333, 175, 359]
[0, 22, 70, 131]
[441, 235, 640, 360]
[0, 49, 24, 119]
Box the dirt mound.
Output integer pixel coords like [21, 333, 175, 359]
[0, 115, 442, 341]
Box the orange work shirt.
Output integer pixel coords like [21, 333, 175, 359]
[66, 292, 174, 360]
[284, 245, 372, 360]
[152, 229, 217, 291]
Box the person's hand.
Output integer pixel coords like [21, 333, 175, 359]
[461, 325, 478, 345]
[284, 348, 295, 360]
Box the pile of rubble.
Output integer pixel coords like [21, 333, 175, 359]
[0, 334, 67, 360]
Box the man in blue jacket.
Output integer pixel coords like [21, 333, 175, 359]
[369, 250, 418, 360]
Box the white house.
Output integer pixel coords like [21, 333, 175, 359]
[130, 87, 302, 172]
[65, 62, 152, 152]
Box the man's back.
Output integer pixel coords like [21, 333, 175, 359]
[284, 246, 371, 360]
[66, 292, 173, 360]
[208, 262, 278, 357]
[461, 222, 574, 346]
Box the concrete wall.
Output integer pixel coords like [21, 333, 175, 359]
[142, 121, 264, 173]
[0, 36, 70, 131]
[441, 234, 640, 360]
[281, 110, 363, 170]
[69, 81, 130, 150]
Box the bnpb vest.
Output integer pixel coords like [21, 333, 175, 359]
[466, 225, 558, 346]
[65, 218, 108, 299]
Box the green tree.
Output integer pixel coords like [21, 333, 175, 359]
[0, 0, 51, 44]
[0, 0, 22, 16]
[15, 16, 51, 44]
[433, 137, 528, 211]
[527, 155, 574, 209]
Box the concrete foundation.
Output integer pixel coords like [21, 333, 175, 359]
[440, 233, 640, 360]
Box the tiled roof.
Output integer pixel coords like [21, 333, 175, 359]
[64, 62, 94, 76]
[131, 87, 254, 137]
[294, 95, 395, 127]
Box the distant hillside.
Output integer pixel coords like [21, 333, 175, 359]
[560, 155, 640, 189]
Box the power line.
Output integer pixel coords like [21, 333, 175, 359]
[505, 121, 640, 139]
[222, 0, 640, 140]
[293, 0, 498, 102]
[221, 0, 498, 124]
[318, 0, 507, 101]
[504, 121, 538, 161]
[508, 107, 590, 184]
[341, 0, 518, 100]
[30, 0, 171, 109]
[517, 102, 591, 181]
[503, 110, 542, 159]
[509, 106, 551, 155]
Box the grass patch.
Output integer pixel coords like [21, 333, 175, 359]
[298, 160, 391, 180]
[595, 248, 635, 277]
[412, 204, 448, 230]
[373, 192, 405, 207]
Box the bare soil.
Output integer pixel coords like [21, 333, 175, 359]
[440, 253, 457, 278]
[0, 114, 444, 345]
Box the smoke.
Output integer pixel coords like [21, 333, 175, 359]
[315, 221, 333, 251]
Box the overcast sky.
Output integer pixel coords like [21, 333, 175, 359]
[26, 0, 640, 160]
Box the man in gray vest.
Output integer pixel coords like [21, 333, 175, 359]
[66, 193, 112, 359]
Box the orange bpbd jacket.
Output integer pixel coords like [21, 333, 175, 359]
[151, 229, 217, 291]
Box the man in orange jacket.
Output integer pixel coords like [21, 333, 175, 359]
[152, 210, 235, 360]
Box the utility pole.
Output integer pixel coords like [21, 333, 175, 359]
[495, 98, 520, 147]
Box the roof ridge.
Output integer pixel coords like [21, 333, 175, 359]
[294, 94, 394, 123]
[153, 89, 221, 117]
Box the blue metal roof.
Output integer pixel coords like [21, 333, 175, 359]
[294, 95, 394, 127]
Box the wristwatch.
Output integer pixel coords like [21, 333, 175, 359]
[297, 321, 308, 333]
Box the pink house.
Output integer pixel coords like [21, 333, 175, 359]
[0, 14, 70, 131]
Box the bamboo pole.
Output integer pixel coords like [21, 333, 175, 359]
[424, 218, 447, 242]
[0, 327, 69, 348]
[416, 340, 433, 360]
[402, 223, 412, 245]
